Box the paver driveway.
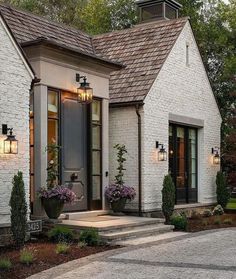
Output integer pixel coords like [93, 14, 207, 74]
[30, 229, 236, 279]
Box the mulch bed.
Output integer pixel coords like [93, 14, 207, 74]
[0, 240, 120, 279]
[187, 213, 236, 232]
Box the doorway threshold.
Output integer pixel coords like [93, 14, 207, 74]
[62, 210, 109, 220]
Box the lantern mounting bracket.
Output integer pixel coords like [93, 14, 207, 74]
[2, 124, 13, 135]
[156, 141, 164, 149]
[76, 74, 87, 84]
[212, 147, 220, 155]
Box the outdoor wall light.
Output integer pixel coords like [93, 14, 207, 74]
[212, 147, 220, 165]
[76, 74, 93, 104]
[2, 124, 18, 154]
[156, 141, 167, 161]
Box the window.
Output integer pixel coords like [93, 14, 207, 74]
[48, 90, 59, 146]
[47, 89, 59, 183]
[141, 3, 163, 21]
[91, 100, 102, 204]
[30, 91, 34, 206]
[165, 4, 177, 19]
[186, 43, 190, 66]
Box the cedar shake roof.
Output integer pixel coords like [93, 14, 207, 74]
[93, 17, 188, 104]
[0, 4, 122, 67]
[0, 3, 188, 104]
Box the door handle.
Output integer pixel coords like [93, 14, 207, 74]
[71, 173, 78, 181]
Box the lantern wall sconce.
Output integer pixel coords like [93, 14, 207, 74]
[2, 124, 18, 154]
[212, 147, 220, 165]
[76, 73, 93, 104]
[156, 141, 167, 161]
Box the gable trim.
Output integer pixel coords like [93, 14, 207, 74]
[0, 13, 34, 79]
[142, 19, 189, 104]
[187, 20, 222, 120]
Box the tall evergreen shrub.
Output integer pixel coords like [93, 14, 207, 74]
[162, 174, 175, 224]
[216, 171, 230, 208]
[9, 172, 27, 246]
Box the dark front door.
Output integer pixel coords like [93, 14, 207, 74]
[61, 92, 88, 211]
[169, 124, 198, 204]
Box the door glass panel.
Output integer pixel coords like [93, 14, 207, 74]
[92, 176, 101, 200]
[48, 90, 58, 119]
[177, 127, 185, 189]
[189, 129, 197, 189]
[92, 100, 101, 124]
[92, 126, 101, 150]
[48, 119, 58, 146]
[92, 151, 101, 175]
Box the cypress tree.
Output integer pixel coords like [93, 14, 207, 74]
[162, 174, 175, 224]
[9, 171, 27, 247]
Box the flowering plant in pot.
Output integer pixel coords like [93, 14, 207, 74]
[105, 144, 136, 213]
[39, 141, 76, 219]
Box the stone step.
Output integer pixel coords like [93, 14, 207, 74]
[100, 224, 174, 242]
[61, 217, 165, 232]
[64, 210, 109, 220]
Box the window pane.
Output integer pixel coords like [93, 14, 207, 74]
[190, 174, 196, 189]
[92, 100, 101, 123]
[30, 147, 34, 173]
[165, 4, 177, 19]
[142, 3, 162, 21]
[92, 176, 101, 200]
[92, 126, 101, 150]
[48, 90, 58, 118]
[48, 119, 58, 145]
[30, 92, 34, 117]
[30, 118, 34, 145]
[92, 151, 101, 175]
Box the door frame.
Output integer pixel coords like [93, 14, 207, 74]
[169, 123, 198, 204]
[47, 88, 103, 211]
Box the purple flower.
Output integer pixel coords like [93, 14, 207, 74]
[105, 184, 136, 203]
[38, 185, 76, 204]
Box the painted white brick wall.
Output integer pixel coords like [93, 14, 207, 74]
[109, 21, 221, 213]
[143, 22, 222, 211]
[0, 19, 32, 224]
[109, 106, 143, 210]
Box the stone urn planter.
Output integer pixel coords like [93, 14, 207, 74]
[41, 197, 64, 219]
[39, 185, 76, 220]
[111, 198, 127, 213]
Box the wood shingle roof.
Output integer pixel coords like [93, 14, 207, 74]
[0, 3, 188, 104]
[93, 18, 188, 104]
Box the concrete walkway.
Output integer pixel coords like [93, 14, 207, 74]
[28, 228, 236, 279]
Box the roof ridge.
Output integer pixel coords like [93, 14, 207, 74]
[93, 17, 189, 39]
[0, 3, 92, 39]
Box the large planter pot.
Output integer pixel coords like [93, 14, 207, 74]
[111, 198, 127, 213]
[42, 197, 64, 219]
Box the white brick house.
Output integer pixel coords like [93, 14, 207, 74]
[94, 0, 222, 214]
[0, 14, 34, 225]
[0, 0, 222, 221]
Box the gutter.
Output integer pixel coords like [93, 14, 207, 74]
[136, 104, 142, 217]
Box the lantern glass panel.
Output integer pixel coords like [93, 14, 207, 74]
[11, 139, 18, 154]
[4, 139, 11, 154]
[77, 87, 93, 104]
[159, 150, 167, 161]
[213, 154, 220, 165]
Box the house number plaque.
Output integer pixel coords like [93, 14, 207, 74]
[27, 220, 42, 233]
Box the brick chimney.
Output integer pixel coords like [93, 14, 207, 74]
[136, 0, 182, 23]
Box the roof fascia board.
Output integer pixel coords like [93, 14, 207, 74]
[0, 13, 35, 79]
[21, 38, 124, 71]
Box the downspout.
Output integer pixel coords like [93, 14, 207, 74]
[136, 105, 142, 217]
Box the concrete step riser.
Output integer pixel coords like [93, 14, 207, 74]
[100, 226, 174, 242]
[98, 223, 167, 234]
